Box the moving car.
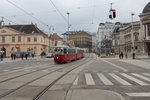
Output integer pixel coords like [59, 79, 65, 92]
[46, 53, 53, 58]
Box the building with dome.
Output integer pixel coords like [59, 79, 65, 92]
[139, 2, 150, 55]
[112, 2, 150, 57]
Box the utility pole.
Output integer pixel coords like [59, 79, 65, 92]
[131, 13, 135, 59]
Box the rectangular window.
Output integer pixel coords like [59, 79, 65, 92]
[27, 37, 31, 42]
[18, 36, 21, 42]
[12, 36, 15, 42]
[34, 37, 37, 42]
[2, 36, 5, 43]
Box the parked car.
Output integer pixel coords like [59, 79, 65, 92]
[46, 53, 53, 58]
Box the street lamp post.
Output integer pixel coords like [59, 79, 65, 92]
[47, 26, 53, 53]
[131, 13, 135, 59]
[67, 12, 70, 32]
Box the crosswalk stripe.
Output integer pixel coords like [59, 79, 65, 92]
[121, 73, 149, 86]
[73, 76, 78, 85]
[142, 73, 150, 77]
[85, 73, 95, 85]
[126, 93, 150, 97]
[109, 73, 131, 85]
[132, 73, 150, 82]
[97, 73, 113, 85]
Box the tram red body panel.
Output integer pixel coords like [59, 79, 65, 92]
[76, 53, 84, 59]
[54, 54, 78, 63]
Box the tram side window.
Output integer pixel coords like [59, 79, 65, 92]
[68, 49, 75, 54]
[64, 48, 67, 54]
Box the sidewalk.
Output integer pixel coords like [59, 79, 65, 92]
[117, 56, 150, 70]
[0, 56, 41, 64]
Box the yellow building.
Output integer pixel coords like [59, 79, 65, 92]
[68, 31, 92, 51]
[0, 24, 52, 57]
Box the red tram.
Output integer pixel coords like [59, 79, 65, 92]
[53, 45, 84, 63]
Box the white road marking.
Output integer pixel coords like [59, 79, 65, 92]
[121, 73, 149, 86]
[73, 76, 78, 85]
[97, 73, 113, 85]
[109, 73, 131, 85]
[103, 70, 108, 72]
[126, 93, 150, 97]
[13, 67, 21, 69]
[132, 73, 150, 82]
[85, 73, 95, 85]
[3, 70, 8, 72]
[100, 59, 128, 72]
[113, 70, 119, 72]
[142, 73, 150, 77]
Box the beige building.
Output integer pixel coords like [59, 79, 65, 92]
[50, 33, 63, 47]
[68, 31, 92, 51]
[112, 2, 150, 56]
[0, 24, 52, 57]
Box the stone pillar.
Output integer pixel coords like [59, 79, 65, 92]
[146, 24, 148, 38]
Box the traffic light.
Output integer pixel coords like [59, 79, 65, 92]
[112, 9, 116, 18]
[109, 9, 116, 19]
[109, 15, 112, 19]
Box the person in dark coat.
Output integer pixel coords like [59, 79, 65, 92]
[11, 53, 14, 60]
[25, 52, 28, 60]
[21, 52, 24, 60]
[0, 53, 3, 61]
[13, 53, 16, 60]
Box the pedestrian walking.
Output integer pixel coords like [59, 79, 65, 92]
[31, 52, 34, 58]
[132, 52, 135, 59]
[119, 53, 121, 59]
[13, 53, 16, 60]
[125, 52, 128, 59]
[0, 53, 3, 61]
[11, 53, 14, 60]
[25, 52, 28, 60]
[21, 52, 24, 60]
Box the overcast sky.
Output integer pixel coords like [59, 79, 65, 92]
[0, 0, 149, 35]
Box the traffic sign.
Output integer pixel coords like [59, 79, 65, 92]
[15, 44, 20, 49]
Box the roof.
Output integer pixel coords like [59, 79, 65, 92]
[143, 2, 150, 13]
[4, 24, 46, 35]
[50, 33, 62, 40]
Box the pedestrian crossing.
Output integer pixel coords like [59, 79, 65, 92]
[73, 73, 150, 86]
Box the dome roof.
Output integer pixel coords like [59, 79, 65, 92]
[143, 2, 150, 13]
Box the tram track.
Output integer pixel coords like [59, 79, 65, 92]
[0, 55, 91, 99]
[34, 55, 92, 100]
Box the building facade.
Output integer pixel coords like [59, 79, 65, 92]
[0, 24, 51, 57]
[68, 31, 92, 51]
[112, 2, 150, 56]
[50, 33, 63, 47]
[97, 22, 127, 56]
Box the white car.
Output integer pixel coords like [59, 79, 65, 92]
[46, 53, 53, 58]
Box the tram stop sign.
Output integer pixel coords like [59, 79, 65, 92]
[15, 44, 20, 49]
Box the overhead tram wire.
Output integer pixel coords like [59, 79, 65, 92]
[6, 0, 48, 26]
[49, 0, 68, 23]
[0, 16, 18, 25]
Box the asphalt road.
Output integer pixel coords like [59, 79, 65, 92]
[0, 54, 149, 100]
